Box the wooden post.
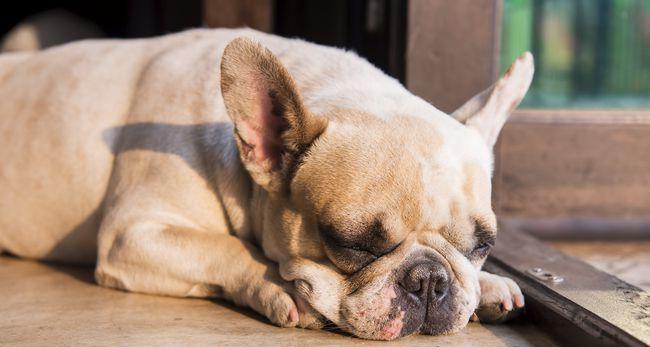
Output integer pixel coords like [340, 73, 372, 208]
[203, 0, 274, 32]
[406, 0, 503, 114]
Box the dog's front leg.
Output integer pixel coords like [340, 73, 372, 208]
[473, 271, 525, 323]
[96, 224, 299, 327]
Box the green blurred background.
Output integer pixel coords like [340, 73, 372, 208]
[501, 0, 650, 108]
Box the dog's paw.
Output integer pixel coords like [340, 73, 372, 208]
[253, 283, 301, 328]
[256, 282, 325, 329]
[473, 272, 524, 323]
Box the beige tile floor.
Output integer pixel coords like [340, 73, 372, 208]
[0, 256, 558, 347]
[549, 240, 650, 290]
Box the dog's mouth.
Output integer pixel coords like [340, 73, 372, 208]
[286, 251, 477, 340]
[292, 280, 472, 340]
[339, 267, 479, 340]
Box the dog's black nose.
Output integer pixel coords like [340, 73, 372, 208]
[400, 261, 450, 302]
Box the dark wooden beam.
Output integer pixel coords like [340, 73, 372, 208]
[485, 222, 650, 347]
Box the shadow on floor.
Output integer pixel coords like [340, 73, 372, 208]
[43, 259, 96, 284]
[39, 257, 282, 326]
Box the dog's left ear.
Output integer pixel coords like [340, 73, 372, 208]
[451, 52, 534, 147]
[220, 37, 328, 194]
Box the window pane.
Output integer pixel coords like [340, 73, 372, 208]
[501, 0, 650, 108]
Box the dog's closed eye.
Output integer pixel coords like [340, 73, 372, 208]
[336, 241, 402, 274]
[471, 242, 492, 257]
[339, 246, 377, 272]
[318, 220, 401, 273]
[470, 222, 496, 259]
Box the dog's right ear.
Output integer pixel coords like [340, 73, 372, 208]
[451, 52, 534, 147]
[220, 37, 328, 194]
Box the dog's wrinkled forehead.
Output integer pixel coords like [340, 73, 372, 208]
[292, 113, 492, 237]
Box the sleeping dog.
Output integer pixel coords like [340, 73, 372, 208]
[0, 28, 533, 340]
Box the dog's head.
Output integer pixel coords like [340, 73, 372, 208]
[220, 37, 533, 340]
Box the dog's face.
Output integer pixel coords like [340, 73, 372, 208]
[221, 38, 533, 339]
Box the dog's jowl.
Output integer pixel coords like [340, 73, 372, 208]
[0, 28, 533, 340]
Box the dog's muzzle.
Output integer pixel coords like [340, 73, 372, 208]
[394, 258, 462, 336]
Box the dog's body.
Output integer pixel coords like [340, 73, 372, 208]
[0, 28, 533, 340]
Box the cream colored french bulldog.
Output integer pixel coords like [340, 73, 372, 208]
[0, 28, 533, 340]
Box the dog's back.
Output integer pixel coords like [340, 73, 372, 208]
[0, 37, 153, 262]
[0, 30, 238, 262]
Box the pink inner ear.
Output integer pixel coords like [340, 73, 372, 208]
[239, 85, 286, 170]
